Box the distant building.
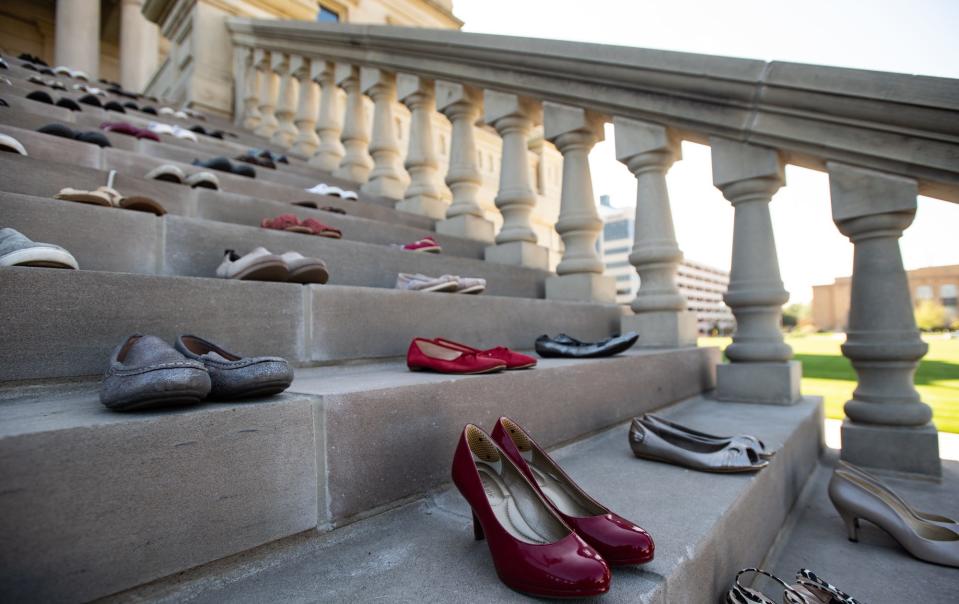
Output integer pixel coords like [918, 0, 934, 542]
[598, 196, 735, 333]
[813, 264, 959, 331]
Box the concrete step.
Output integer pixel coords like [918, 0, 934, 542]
[0, 144, 434, 232]
[101, 396, 822, 604]
[0, 267, 621, 381]
[1, 193, 534, 292]
[0, 350, 721, 603]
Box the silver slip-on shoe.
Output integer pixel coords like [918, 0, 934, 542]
[0, 227, 78, 269]
[395, 272, 458, 292]
[175, 335, 293, 400]
[828, 467, 959, 568]
[641, 413, 775, 459]
[100, 335, 211, 411]
[440, 274, 486, 294]
[629, 417, 768, 473]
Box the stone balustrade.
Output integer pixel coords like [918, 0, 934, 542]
[227, 20, 959, 477]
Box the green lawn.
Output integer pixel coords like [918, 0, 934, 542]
[698, 333, 959, 434]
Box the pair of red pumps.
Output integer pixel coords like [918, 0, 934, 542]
[407, 337, 536, 374]
[453, 417, 654, 598]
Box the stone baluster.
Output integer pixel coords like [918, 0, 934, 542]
[309, 60, 345, 171]
[542, 103, 614, 302]
[483, 91, 548, 270]
[435, 82, 494, 242]
[396, 75, 446, 218]
[252, 49, 279, 138]
[614, 118, 697, 346]
[360, 68, 406, 200]
[828, 162, 939, 477]
[331, 65, 373, 183]
[289, 55, 320, 157]
[269, 53, 298, 148]
[710, 138, 799, 404]
[235, 47, 260, 130]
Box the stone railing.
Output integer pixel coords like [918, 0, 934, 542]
[226, 20, 959, 477]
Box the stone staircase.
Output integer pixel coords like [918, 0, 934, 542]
[0, 57, 823, 603]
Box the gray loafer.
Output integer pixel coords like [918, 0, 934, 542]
[628, 416, 767, 473]
[100, 334, 211, 411]
[641, 413, 774, 459]
[175, 335, 293, 400]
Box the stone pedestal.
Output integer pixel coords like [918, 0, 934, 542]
[716, 361, 801, 405]
[841, 421, 941, 478]
[55, 0, 100, 78]
[120, 0, 158, 92]
[546, 274, 615, 304]
[621, 310, 698, 348]
[395, 198, 448, 220]
[436, 214, 495, 242]
[485, 241, 549, 271]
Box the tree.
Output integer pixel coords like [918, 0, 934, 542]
[914, 300, 949, 331]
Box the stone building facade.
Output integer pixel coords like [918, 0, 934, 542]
[813, 264, 959, 331]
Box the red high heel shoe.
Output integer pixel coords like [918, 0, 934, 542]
[492, 417, 654, 565]
[452, 425, 611, 598]
[407, 338, 506, 374]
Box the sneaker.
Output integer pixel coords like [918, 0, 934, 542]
[402, 235, 442, 253]
[280, 251, 329, 284]
[395, 273, 458, 293]
[0, 133, 27, 155]
[216, 248, 288, 281]
[0, 227, 78, 269]
[305, 183, 358, 200]
[441, 274, 486, 294]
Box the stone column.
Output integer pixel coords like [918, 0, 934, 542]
[269, 53, 298, 148]
[252, 49, 279, 138]
[710, 138, 799, 405]
[435, 82, 494, 242]
[360, 68, 406, 200]
[237, 47, 261, 130]
[542, 103, 614, 302]
[396, 75, 446, 218]
[331, 65, 373, 183]
[615, 118, 698, 346]
[828, 162, 940, 477]
[289, 55, 320, 158]
[119, 0, 158, 92]
[54, 0, 99, 78]
[483, 91, 549, 270]
[309, 60, 345, 171]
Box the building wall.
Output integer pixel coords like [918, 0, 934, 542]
[812, 264, 959, 331]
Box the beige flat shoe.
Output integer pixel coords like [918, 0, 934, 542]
[54, 187, 115, 207]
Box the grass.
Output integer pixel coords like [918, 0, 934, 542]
[698, 333, 959, 434]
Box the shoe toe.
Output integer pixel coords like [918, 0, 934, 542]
[208, 358, 293, 399]
[572, 513, 654, 565]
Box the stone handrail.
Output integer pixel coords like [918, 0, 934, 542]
[226, 19, 951, 477]
[226, 19, 959, 203]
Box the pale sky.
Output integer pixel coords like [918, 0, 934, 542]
[455, 0, 959, 303]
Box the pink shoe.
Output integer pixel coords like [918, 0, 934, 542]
[402, 235, 441, 253]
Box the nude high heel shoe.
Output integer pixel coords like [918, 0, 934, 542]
[828, 467, 959, 568]
[837, 461, 956, 525]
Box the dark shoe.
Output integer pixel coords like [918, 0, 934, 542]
[535, 331, 639, 358]
[174, 335, 293, 399]
[100, 335, 211, 411]
[492, 417, 654, 565]
[26, 90, 54, 105]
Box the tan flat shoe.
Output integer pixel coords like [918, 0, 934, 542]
[54, 187, 114, 207]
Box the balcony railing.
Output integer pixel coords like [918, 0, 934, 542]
[226, 19, 959, 477]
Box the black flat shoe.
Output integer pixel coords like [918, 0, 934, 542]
[535, 332, 639, 359]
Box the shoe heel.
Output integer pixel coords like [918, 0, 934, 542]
[472, 511, 485, 541]
[839, 510, 860, 542]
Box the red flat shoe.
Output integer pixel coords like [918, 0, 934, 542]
[491, 417, 654, 565]
[260, 213, 312, 234]
[301, 217, 342, 239]
[432, 338, 537, 370]
[402, 235, 441, 253]
[452, 425, 611, 598]
[407, 338, 505, 374]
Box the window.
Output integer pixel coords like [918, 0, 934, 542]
[916, 285, 933, 300]
[603, 220, 630, 242]
[942, 284, 957, 307]
[607, 260, 631, 269]
[606, 246, 631, 255]
[317, 5, 340, 22]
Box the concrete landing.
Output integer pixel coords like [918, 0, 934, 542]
[106, 396, 823, 604]
[763, 452, 959, 602]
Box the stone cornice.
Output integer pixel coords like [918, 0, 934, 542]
[226, 19, 959, 202]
